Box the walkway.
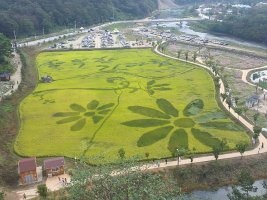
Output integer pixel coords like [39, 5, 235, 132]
[0, 52, 22, 102]
[149, 44, 267, 169]
[14, 174, 70, 200]
[241, 65, 267, 86]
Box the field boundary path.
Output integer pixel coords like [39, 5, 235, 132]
[0, 52, 22, 102]
[149, 44, 267, 169]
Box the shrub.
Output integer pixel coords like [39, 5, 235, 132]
[118, 148, 125, 159]
[37, 184, 48, 198]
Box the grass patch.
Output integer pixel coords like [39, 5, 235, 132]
[191, 128, 220, 148]
[168, 129, 188, 153]
[174, 118, 195, 128]
[183, 99, 204, 116]
[199, 122, 243, 131]
[137, 126, 174, 147]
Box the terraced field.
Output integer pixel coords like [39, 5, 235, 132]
[14, 49, 249, 163]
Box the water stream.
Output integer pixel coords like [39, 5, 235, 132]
[154, 21, 267, 51]
[187, 179, 267, 200]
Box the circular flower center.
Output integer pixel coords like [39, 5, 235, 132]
[174, 118, 195, 128]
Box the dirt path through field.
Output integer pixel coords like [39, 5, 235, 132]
[0, 52, 22, 102]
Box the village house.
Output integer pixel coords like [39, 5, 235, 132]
[246, 95, 260, 108]
[18, 157, 38, 185]
[0, 72, 11, 81]
[43, 157, 65, 177]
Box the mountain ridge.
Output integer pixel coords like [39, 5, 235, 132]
[0, 0, 158, 38]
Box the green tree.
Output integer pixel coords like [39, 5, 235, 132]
[253, 113, 260, 125]
[118, 148, 125, 159]
[0, 33, 12, 62]
[0, 191, 4, 200]
[177, 49, 182, 58]
[219, 138, 228, 151]
[238, 170, 257, 198]
[192, 51, 197, 62]
[67, 158, 182, 200]
[185, 51, 189, 61]
[253, 126, 262, 140]
[235, 97, 239, 105]
[228, 170, 257, 200]
[221, 93, 228, 102]
[242, 106, 249, 117]
[186, 148, 196, 163]
[236, 142, 248, 159]
[226, 97, 232, 110]
[37, 184, 48, 198]
[176, 148, 187, 165]
[234, 107, 243, 119]
[212, 146, 221, 160]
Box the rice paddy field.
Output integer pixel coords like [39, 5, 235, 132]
[14, 49, 249, 163]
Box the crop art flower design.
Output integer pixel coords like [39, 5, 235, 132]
[122, 98, 240, 153]
[53, 100, 115, 131]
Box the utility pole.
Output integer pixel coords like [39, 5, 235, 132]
[13, 30, 17, 42]
[74, 20, 77, 29]
[43, 27, 45, 36]
[112, 6, 115, 20]
[13, 30, 17, 49]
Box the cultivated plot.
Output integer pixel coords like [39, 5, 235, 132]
[15, 49, 249, 163]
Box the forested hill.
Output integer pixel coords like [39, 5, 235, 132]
[174, 0, 261, 5]
[0, 0, 157, 38]
[195, 6, 267, 45]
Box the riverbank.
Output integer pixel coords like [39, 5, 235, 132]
[165, 152, 267, 193]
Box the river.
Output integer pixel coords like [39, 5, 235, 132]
[155, 21, 267, 51]
[187, 179, 267, 200]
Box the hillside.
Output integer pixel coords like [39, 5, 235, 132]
[158, 0, 179, 10]
[193, 6, 267, 45]
[0, 0, 157, 38]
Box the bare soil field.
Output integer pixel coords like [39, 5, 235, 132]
[158, 0, 179, 10]
[167, 42, 267, 69]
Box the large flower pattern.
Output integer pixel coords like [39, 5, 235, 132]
[53, 100, 115, 131]
[122, 98, 239, 154]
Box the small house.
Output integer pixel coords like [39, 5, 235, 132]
[44, 157, 65, 177]
[18, 158, 38, 185]
[0, 72, 11, 81]
[246, 95, 260, 108]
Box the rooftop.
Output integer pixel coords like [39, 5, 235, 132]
[18, 157, 37, 173]
[44, 157, 65, 169]
[246, 95, 260, 102]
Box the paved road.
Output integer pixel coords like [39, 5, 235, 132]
[17, 17, 202, 48]
[241, 65, 267, 86]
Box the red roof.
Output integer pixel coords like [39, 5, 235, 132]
[18, 158, 37, 173]
[44, 157, 64, 169]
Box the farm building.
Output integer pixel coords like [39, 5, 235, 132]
[18, 157, 38, 185]
[0, 72, 11, 81]
[43, 157, 65, 177]
[246, 95, 260, 108]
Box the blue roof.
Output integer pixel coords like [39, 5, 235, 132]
[0, 72, 11, 78]
[246, 95, 260, 102]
